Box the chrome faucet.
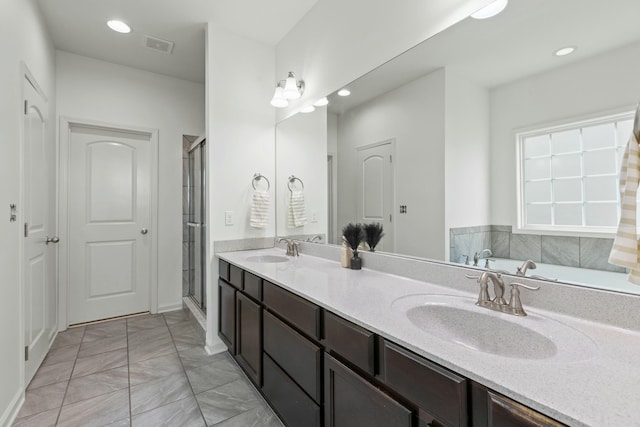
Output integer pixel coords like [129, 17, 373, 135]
[516, 260, 537, 276]
[306, 234, 322, 243]
[277, 238, 299, 256]
[465, 272, 539, 316]
[473, 249, 493, 268]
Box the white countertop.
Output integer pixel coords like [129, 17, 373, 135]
[218, 248, 640, 427]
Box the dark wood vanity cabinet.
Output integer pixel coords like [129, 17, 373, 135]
[218, 260, 568, 427]
[235, 292, 262, 386]
[471, 383, 565, 427]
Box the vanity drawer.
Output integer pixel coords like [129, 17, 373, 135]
[228, 264, 243, 290]
[379, 339, 468, 427]
[263, 280, 321, 340]
[243, 271, 262, 301]
[323, 311, 375, 376]
[263, 353, 321, 427]
[263, 310, 322, 402]
[218, 259, 230, 282]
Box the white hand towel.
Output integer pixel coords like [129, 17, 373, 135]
[250, 191, 270, 229]
[288, 190, 307, 228]
[609, 132, 640, 284]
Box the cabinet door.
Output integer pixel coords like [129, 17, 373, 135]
[235, 292, 262, 386]
[472, 383, 565, 427]
[325, 353, 412, 427]
[218, 279, 236, 354]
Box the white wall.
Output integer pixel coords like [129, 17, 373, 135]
[206, 24, 275, 353]
[0, 0, 56, 423]
[56, 51, 205, 313]
[275, 108, 328, 238]
[444, 71, 491, 257]
[337, 69, 446, 260]
[490, 41, 640, 227]
[275, 0, 493, 121]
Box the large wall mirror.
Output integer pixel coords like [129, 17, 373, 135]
[275, 0, 640, 296]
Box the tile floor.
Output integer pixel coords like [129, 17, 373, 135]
[12, 310, 284, 427]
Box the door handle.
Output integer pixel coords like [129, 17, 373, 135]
[141, 228, 148, 235]
[46, 236, 60, 244]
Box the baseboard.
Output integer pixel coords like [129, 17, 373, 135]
[1, 388, 24, 427]
[205, 341, 227, 356]
[157, 303, 183, 313]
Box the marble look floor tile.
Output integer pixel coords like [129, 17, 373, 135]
[17, 381, 67, 418]
[128, 335, 176, 364]
[131, 396, 206, 427]
[163, 309, 191, 325]
[196, 378, 262, 426]
[178, 344, 226, 370]
[102, 418, 131, 427]
[42, 344, 80, 366]
[212, 401, 284, 427]
[72, 348, 128, 378]
[130, 372, 192, 415]
[64, 366, 130, 405]
[129, 352, 184, 386]
[50, 327, 85, 350]
[57, 388, 129, 427]
[28, 360, 74, 390]
[186, 357, 241, 394]
[77, 334, 127, 358]
[127, 314, 167, 332]
[11, 406, 59, 427]
[128, 324, 171, 345]
[83, 320, 127, 342]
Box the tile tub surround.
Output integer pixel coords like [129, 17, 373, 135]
[219, 247, 640, 427]
[13, 310, 283, 427]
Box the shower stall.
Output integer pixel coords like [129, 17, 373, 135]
[185, 136, 207, 311]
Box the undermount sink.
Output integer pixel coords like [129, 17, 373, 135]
[245, 254, 290, 263]
[392, 294, 596, 361]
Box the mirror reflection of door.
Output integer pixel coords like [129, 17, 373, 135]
[356, 141, 394, 252]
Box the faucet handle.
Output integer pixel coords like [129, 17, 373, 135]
[508, 282, 540, 316]
[465, 273, 491, 305]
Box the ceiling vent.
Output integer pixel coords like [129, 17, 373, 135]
[143, 35, 174, 54]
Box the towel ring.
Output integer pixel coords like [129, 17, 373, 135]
[288, 175, 304, 192]
[252, 173, 270, 191]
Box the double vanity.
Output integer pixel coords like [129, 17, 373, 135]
[216, 246, 640, 426]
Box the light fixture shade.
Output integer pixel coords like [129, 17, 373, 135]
[554, 46, 576, 57]
[283, 72, 302, 100]
[107, 20, 131, 33]
[270, 85, 288, 108]
[471, 0, 508, 19]
[313, 97, 329, 107]
[337, 89, 351, 97]
[300, 105, 315, 113]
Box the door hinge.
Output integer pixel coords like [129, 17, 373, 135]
[24, 100, 28, 115]
[389, 155, 393, 163]
[24, 222, 29, 237]
[389, 214, 392, 222]
[24, 346, 29, 361]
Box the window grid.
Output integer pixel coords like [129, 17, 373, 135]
[518, 112, 634, 234]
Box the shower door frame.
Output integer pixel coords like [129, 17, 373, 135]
[187, 137, 207, 311]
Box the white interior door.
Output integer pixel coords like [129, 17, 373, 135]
[356, 141, 394, 252]
[68, 125, 152, 324]
[23, 71, 56, 383]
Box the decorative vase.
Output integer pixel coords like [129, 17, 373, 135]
[350, 250, 362, 270]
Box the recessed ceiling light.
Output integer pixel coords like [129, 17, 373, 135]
[554, 46, 576, 57]
[471, 0, 508, 19]
[338, 89, 351, 97]
[107, 20, 131, 34]
[300, 105, 316, 113]
[313, 97, 329, 107]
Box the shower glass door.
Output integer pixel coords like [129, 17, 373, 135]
[187, 139, 206, 310]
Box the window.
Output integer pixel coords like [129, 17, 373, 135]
[517, 112, 634, 234]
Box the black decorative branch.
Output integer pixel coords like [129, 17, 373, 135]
[342, 223, 364, 254]
[364, 223, 384, 251]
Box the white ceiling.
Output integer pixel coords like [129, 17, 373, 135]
[37, 0, 318, 84]
[328, 0, 640, 114]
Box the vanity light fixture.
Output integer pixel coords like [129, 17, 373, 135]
[300, 105, 316, 113]
[270, 71, 305, 107]
[107, 20, 131, 34]
[470, 0, 508, 19]
[313, 97, 329, 107]
[337, 89, 351, 97]
[554, 46, 576, 57]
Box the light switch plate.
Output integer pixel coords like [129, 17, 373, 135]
[224, 211, 233, 226]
